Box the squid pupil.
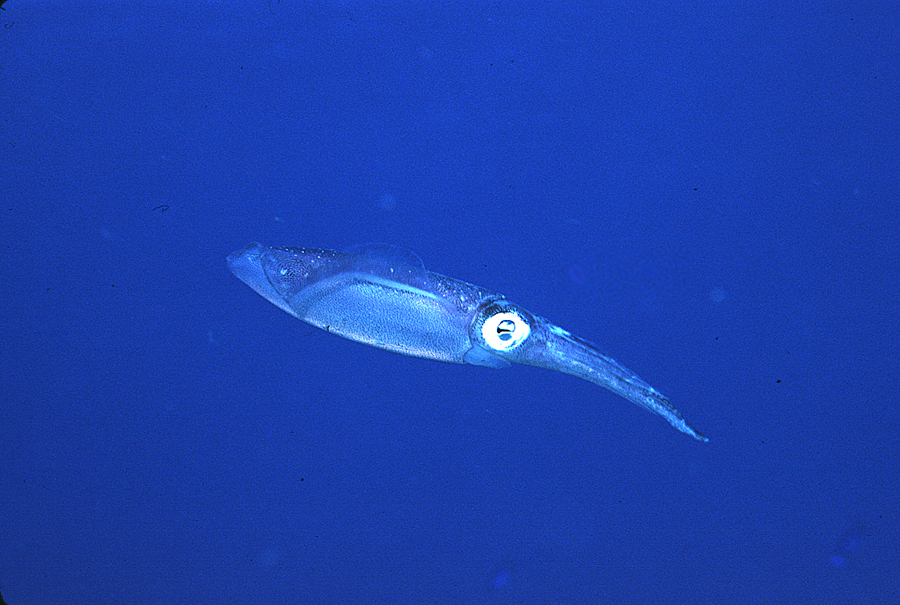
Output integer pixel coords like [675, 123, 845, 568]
[497, 319, 516, 341]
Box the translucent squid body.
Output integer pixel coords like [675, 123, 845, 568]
[227, 243, 707, 441]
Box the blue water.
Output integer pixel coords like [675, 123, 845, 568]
[1, 2, 898, 603]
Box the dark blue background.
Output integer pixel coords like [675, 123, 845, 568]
[2, 1, 898, 603]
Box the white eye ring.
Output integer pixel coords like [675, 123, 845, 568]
[481, 310, 530, 351]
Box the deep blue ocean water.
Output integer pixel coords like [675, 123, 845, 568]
[1, 2, 898, 603]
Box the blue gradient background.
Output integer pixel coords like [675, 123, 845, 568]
[1, 2, 898, 603]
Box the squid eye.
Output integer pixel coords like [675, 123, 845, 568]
[482, 310, 531, 351]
